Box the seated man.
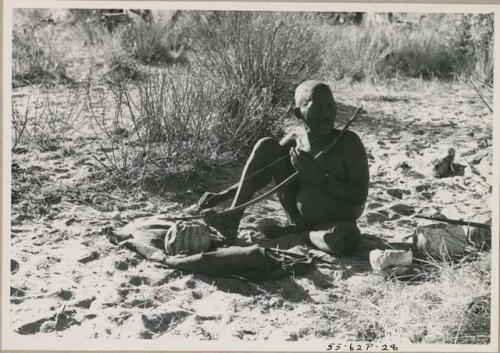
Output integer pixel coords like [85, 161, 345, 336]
[198, 80, 369, 256]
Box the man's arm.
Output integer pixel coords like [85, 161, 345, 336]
[322, 131, 369, 205]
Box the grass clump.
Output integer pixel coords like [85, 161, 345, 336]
[11, 85, 87, 150]
[12, 9, 80, 87]
[119, 20, 185, 65]
[323, 253, 491, 343]
[88, 69, 281, 187]
[188, 11, 323, 104]
[320, 13, 493, 82]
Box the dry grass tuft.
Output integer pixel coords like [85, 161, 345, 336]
[319, 13, 493, 83]
[315, 253, 491, 343]
[188, 11, 323, 103]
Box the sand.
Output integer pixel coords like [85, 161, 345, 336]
[9, 78, 492, 342]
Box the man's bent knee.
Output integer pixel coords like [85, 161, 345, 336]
[250, 137, 283, 161]
[308, 221, 361, 256]
[253, 137, 281, 153]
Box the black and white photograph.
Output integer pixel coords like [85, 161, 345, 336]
[3, 1, 498, 351]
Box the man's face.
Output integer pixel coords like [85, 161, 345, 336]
[299, 95, 336, 135]
[294, 82, 336, 136]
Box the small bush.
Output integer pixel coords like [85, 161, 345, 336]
[320, 13, 492, 82]
[11, 85, 86, 147]
[88, 69, 282, 184]
[188, 11, 323, 104]
[12, 9, 74, 87]
[445, 13, 494, 83]
[119, 19, 185, 65]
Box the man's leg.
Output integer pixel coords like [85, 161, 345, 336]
[296, 187, 363, 255]
[205, 138, 301, 240]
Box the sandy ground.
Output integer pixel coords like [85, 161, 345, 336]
[9, 79, 493, 342]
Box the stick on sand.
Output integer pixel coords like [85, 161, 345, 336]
[414, 215, 491, 230]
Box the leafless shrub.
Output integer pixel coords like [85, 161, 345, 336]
[11, 98, 29, 151]
[466, 77, 493, 113]
[11, 84, 86, 147]
[87, 68, 282, 186]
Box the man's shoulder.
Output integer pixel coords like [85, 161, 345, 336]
[334, 129, 364, 144]
[332, 129, 366, 155]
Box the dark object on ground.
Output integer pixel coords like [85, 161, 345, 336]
[163, 244, 313, 282]
[433, 147, 466, 178]
[415, 215, 491, 230]
[11, 259, 19, 274]
[78, 251, 100, 264]
[110, 215, 313, 281]
[465, 222, 492, 250]
[415, 215, 491, 251]
[412, 223, 468, 260]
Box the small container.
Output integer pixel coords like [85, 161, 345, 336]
[369, 249, 413, 273]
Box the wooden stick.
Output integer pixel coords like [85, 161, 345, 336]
[165, 106, 363, 221]
[414, 215, 491, 230]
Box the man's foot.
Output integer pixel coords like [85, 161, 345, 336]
[308, 221, 361, 256]
[198, 192, 225, 211]
[201, 208, 240, 243]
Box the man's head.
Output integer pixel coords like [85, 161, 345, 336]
[293, 80, 337, 135]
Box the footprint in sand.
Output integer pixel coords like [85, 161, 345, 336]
[366, 202, 384, 210]
[57, 289, 74, 301]
[72, 296, 96, 309]
[114, 260, 129, 271]
[386, 189, 411, 200]
[11, 286, 26, 302]
[11, 259, 19, 274]
[109, 312, 133, 326]
[16, 307, 81, 335]
[141, 306, 191, 335]
[390, 203, 415, 216]
[128, 275, 151, 287]
[365, 210, 399, 223]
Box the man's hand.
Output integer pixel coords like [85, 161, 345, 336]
[290, 147, 326, 185]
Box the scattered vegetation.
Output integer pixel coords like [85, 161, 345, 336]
[11, 85, 86, 149]
[11, 9, 494, 181]
[12, 14, 73, 87]
[10, 9, 493, 345]
[88, 68, 282, 186]
[187, 11, 323, 103]
[319, 13, 494, 82]
[119, 19, 185, 65]
[330, 253, 491, 344]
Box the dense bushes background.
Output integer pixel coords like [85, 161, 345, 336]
[11, 9, 494, 182]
